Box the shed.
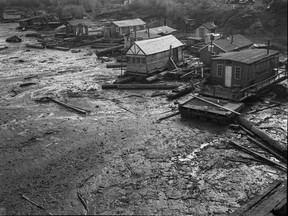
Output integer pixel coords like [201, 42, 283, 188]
[126, 35, 184, 76]
[66, 19, 97, 37]
[19, 15, 49, 28]
[199, 34, 253, 65]
[104, 18, 146, 39]
[195, 21, 217, 40]
[124, 25, 177, 49]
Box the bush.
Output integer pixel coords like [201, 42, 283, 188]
[58, 5, 86, 19]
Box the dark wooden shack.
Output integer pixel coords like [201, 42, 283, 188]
[126, 35, 184, 76]
[202, 49, 281, 100]
[2, 9, 21, 21]
[65, 20, 97, 37]
[103, 18, 146, 39]
[199, 34, 253, 65]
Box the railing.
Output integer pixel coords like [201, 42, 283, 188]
[234, 69, 288, 100]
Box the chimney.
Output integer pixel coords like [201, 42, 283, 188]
[134, 27, 137, 40]
[267, 40, 270, 55]
[164, 18, 167, 26]
[231, 35, 234, 44]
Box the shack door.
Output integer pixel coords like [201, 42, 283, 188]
[172, 48, 179, 61]
[225, 66, 232, 87]
[199, 27, 205, 39]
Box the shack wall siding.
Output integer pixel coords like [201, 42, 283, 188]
[200, 45, 224, 65]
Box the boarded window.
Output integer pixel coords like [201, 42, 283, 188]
[116, 27, 120, 32]
[217, 64, 223, 77]
[235, 66, 241, 79]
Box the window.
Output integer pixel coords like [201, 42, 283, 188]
[132, 57, 136, 63]
[137, 58, 141, 63]
[235, 66, 241, 79]
[141, 58, 146, 64]
[116, 27, 120, 32]
[217, 64, 223, 77]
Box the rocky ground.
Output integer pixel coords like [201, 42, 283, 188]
[0, 23, 287, 215]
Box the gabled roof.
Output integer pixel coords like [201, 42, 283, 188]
[113, 18, 146, 27]
[149, 26, 177, 35]
[212, 49, 279, 64]
[199, 34, 253, 52]
[128, 35, 183, 56]
[201, 22, 217, 30]
[213, 34, 253, 52]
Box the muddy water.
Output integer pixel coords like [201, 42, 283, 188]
[0, 23, 287, 215]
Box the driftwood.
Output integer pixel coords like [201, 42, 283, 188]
[19, 82, 37, 87]
[247, 136, 287, 164]
[77, 191, 88, 211]
[237, 117, 287, 160]
[0, 46, 9, 51]
[26, 43, 45, 49]
[146, 71, 169, 83]
[151, 92, 166, 97]
[102, 84, 179, 90]
[21, 194, 53, 215]
[229, 140, 287, 172]
[50, 98, 90, 114]
[158, 111, 181, 121]
[247, 104, 280, 114]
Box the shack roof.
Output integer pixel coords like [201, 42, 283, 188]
[212, 49, 279, 64]
[113, 18, 146, 27]
[134, 35, 183, 55]
[19, 15, 47, 22]
[199, 34, 253, 52]
[149, 26, 177, 35]
[67, 19, 96, 27]
[130, 30, 160, 40]
[201, 22, 217, 30]
[214, 34, 253, 52]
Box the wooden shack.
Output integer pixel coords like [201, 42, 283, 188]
[19, 15, 48, 29]
[65, 20, 96, 37]
[126, 35, 184, 76]
[195, 21, 217, 40]
[124, 25, 177, 49]
[202, 49, 280, 100]
[104, 18, 146, 39]
[199, 34, 253, 65]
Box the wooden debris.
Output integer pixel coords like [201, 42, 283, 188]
[247, 136, 287, 164]
[24, 74, 39, 80]
[6, 35, 22, 43]
[113, 76, 135, 84]
[146, 71, 169, 83]
[151, 91, 166, 97]
[19, 82, 37, 87]
[167, 85, 193, 100]
[77, 191, 88, 211]
[0, 46, 8, 51]
[237, 117, 287, 161]
[247, 104, 280, 114]
[229, 140, 287, 172]
[158, 112, 181, 121]
[20, 194, 53, 215]
[26, 43, 45, 49]
[230, 180, 287, 216]
[102, 84, 179, 90]
[194, 95, 241, 115]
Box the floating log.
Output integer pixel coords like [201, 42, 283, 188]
[106, 63, 127, 68]
[102, 83, 179, 90]
[0, 46, 8, 51]
[229, 140, 287, 171]
[158, 111, 181, 121]
[44, 98, 90, 114]
[146, 71, 169, 83]
[167, 85, 193, 100]
[26, 43, 45, 49]
[96, 45, 124, 56]
[52, 46, 70, 51]
[91, 43, 120, 48]
[237, 117, 287, 160]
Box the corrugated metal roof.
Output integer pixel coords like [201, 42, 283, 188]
[212, 49, 279, 64]
[134, 35, 183, 55]
[213, 34, 253, 52]
[113, 18, 146, 27]
[201, 22, 217, 30]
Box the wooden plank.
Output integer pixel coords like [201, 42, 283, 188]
[193, 95, 241, 115]
[229, 141, 287, 171]
[230, 181, 283, 216]
[245, 183, 287, 216]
